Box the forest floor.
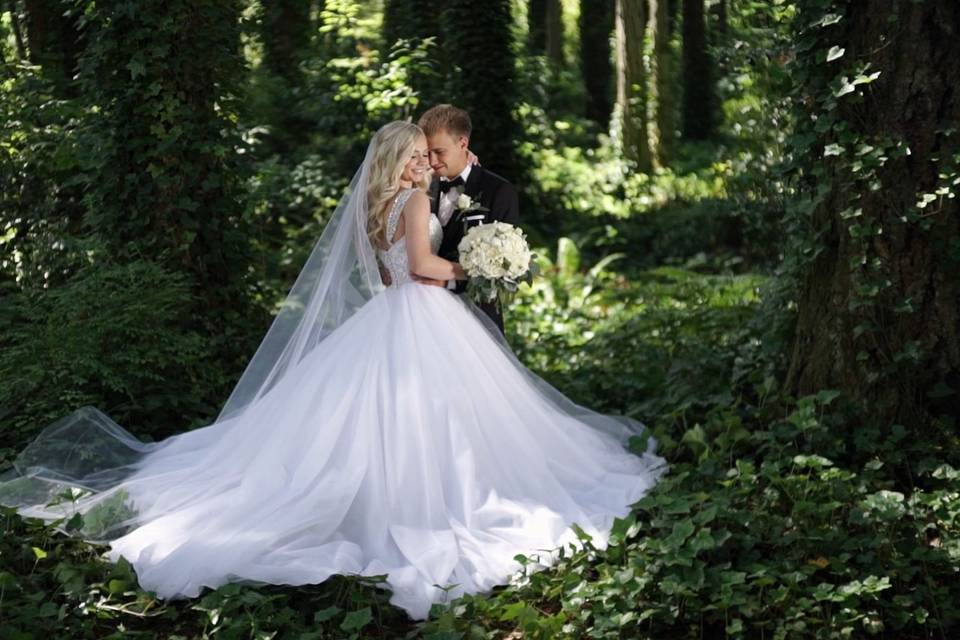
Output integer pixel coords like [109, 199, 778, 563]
[1, 157, 957, 639]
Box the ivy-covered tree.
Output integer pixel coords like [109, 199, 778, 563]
[75, 0, 259, 386]
[21, 0, 84, 95]
[579, 0, 614, 127]
[382, 0, 444, 102]
[255, 0, 315, 155]
[441, 0, 522, 181]
[712, 0, 728, 38]
[527, 0, 547, 54]
[545, 0, 564, 65]
[614, 0, 651, 170]
[681, 0, 715, 139]
[649, 0, 674, 166]
[786, 1, 960, 433]
[667, 0, 679, 36]
[261, 0, 312, 84]
[384, 0, 442, 49]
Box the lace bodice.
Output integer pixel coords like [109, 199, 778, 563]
[376, 188, 443, 287]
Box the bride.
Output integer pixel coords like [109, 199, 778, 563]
[0, 121, 666, 621]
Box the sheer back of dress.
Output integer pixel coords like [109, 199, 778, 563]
[376, 188, 443, 287]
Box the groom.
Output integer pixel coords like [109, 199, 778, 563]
[416, 104, 520, 334]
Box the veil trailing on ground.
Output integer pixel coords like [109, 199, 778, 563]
[0, 135, 385, 542]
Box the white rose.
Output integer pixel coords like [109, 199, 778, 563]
[457, 194, 472, 210]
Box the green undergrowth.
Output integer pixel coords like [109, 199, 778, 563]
[2, 237, 957, 639]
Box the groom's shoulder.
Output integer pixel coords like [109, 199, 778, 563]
[476, 166, 517, 193]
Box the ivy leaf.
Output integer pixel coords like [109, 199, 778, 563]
[826, 46, 845, 62]
[853, 71, 882, 85]
[339, 607, 372, 632]
[835, 80, 856, 97]
[819, 13, 843, 27]
[313, 606, 341, 623]
[823, 143, 845, 157]
[928, 382, 956, 399]
[127, 58, 146, 79]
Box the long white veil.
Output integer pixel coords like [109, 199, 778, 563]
[0, 134, 384, 542]
[217, 142, 383, 421]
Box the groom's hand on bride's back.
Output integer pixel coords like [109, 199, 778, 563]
[412, 273, 448, 287]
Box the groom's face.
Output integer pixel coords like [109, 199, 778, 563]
[426, 128, 470, 179]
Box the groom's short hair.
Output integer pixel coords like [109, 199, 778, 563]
[418, 104, 472, 139]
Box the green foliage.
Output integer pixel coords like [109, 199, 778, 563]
[419, 405, 960, 638]
[441, 0, 523, 181]
[779, 0, 960, 430]
[508, 237, 762, 423]
[0, 260, 228, 452]
[0, 504, 413, 639]
[0, 63, 88, 290]
[76, 0, 252, 284]
[1, 1, 957, 639]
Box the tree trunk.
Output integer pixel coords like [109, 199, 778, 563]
[787, 1, 960, 431]
[7, 0, 27, 61]
[384, 0, 445, 104]
[261, 0, 311, 84]
[681, 0, 714, 139]
[546, 0, 564, 64]
[528, 0, 546, 53]
[442, 0, 523, 182]
[667, 0, 678, 36]
[648, 0, 674, 166]
[614, 0, 651, 170]
[22, 0, 83, 92]
[712, 0, 727, 37]
[579, 0, 614, 126]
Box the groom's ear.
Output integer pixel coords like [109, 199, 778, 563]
[457, 135, 470, 150]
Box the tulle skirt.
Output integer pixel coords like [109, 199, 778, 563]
[0, 283, 666, 620]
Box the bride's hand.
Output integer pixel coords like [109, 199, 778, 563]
[466, 149, 481, 167]
[379, 262, 392, 286]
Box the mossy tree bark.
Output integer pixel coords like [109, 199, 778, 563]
[615, 0, 651, 170]
[787, 1, 960, 431]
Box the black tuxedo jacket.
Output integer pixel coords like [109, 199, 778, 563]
[430, 166, 520, 333]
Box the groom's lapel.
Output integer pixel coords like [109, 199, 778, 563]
[463, 165, 484, 200]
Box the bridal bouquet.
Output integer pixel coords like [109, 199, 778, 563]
[457, 221, 538, 305]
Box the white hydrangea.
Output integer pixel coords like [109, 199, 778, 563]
[458, 222, 532, 281]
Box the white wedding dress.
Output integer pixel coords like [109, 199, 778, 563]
[0, 188, 666, 620]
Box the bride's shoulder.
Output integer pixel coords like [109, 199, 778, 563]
[401, 188, 430, 211]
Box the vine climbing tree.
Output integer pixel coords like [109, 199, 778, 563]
[786, 0, 960, 434]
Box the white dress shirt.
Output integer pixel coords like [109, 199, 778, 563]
[438, 164, 472, 289]
[437, 164, 473, 226]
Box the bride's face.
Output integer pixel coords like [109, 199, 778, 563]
[400, 135, 430, 186]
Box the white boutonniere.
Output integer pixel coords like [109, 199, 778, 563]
[455, 193, 490, 230]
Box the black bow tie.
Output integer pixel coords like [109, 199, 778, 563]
[438, 176, 465, 193]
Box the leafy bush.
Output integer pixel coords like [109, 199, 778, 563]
[0, 64, 88, 290]
[508, 236, 762, 421]
[0, 259, 230, 454]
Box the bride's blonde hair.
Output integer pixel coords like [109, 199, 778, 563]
[366, 121, 429, 249]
